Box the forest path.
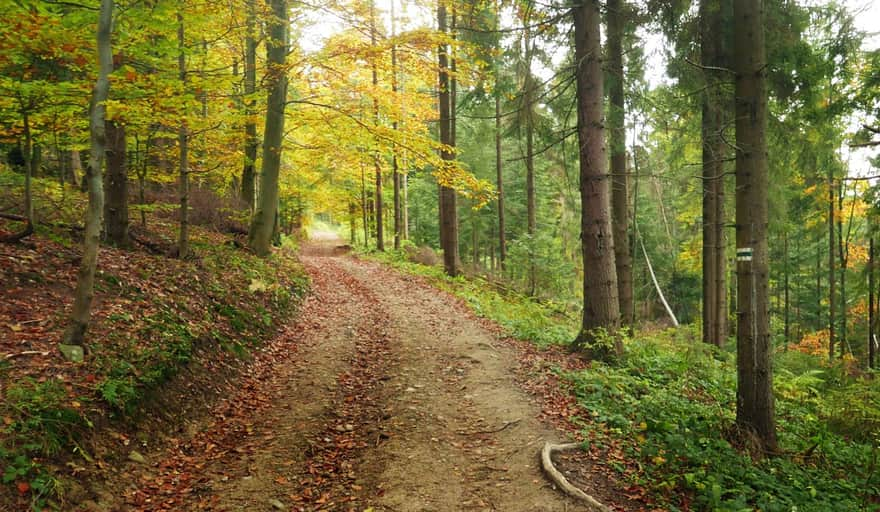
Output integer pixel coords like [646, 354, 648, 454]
[119, 238, 588, 511]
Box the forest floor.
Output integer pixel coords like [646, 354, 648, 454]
[80, 235, 640, 512]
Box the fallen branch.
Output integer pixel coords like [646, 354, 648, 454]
[0, 221, 34, 243]
[4, 350, 51, 360]
[0, 212, 27, 221]
[540, 442, 611, 511]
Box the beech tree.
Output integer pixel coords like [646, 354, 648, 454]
[249, 0, 289, 256]
[61, 0, 113, 354]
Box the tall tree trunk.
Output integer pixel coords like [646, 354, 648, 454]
[62, 0, 112, 351]
[437, 1, 458, 276]
[177, 11, 190, 259]
[402, 171, 409, 240]
[241, 0, 257, 210]
[816, 237, 822, 330]
[869, 237, 875, 369]
[391, 0, 402, 250]
[698, 0, 728, 346]
[370, 0, 384, 251]
[361, 160, 369, 246]
[103, 120, 129, 247]
[495, 87, 506, 270]
[248, 0, 288, 256]
[828, 172, 835, 360]
[784, 231, 790, 347]
[572, 0, 621, 356]
[733, 0, 777, 453]
[138, 135, 150, 228]
[608, 0, 633, 326]
[494, 0, 506, 270]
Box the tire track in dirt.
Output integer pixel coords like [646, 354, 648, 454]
[334, 256, 584, 512]
[94, 242, 593, 511]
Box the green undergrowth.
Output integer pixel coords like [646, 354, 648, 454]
[364, 247, 880, 511]
[1, 171, 309, 509]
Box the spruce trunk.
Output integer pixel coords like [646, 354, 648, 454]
[607, 0, 633, 326]
[572, 0, 621, 356]
[733, 0, 777, 453]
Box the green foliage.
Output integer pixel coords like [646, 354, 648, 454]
[565, 330, 880, 511]
[3, 380, 89, 457]
[1, 379, 85, 509]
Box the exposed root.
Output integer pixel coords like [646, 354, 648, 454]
[540, 442, 611, 511]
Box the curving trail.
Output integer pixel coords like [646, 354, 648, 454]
[113, 239, 591, 511]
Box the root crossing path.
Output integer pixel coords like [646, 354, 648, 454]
[123, 241, 590, 511]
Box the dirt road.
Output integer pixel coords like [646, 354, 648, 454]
[116, 241, 590, 511]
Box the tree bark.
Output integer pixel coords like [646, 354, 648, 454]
[608, 0, 633, 326]
[103, 119, 129, 247]
[241, 0, 257, 211]
[391, 0, 402, 250]
[572, 0, 621, 356]
[177, 11, 190, 259]
[438, 1, 458, 276]
[828, 172, 835, 360]
[495, 86, 506, 270]
[62, 0, 112, 349]
[494, 0, 506, 270]
[733, 0, 777, 453]
[370, 0, 384, 251]
[248, 0, 288, 256]
[700, 0, 727, 346]
[869, 237, 875, 369]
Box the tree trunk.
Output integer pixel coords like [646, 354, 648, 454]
[495, 87, 506, 270]
[177, 11, 190, 259]
[22, 113, 34, 230]
[248, 0, 288, 256]
[608, 0, 633, 327]
[572, 0, 621, 356]
[391, 0, 402, 250]
[370, 0, 384, 251]
[828, 172, 835, 360]
[784, 231, 790, 347]
[733, 0, 777, 453]
[494, 0, 506, 270]
[701, 0, 718, 346]
[70, 149, 83, 189]
[361, 160, 369, 247]
[62, 0, 112, 350]
[103, 119, 129, 247]
[869, 237, 875, 369]
[437, 1, 458, 276]
[241, 0, 257, 211]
